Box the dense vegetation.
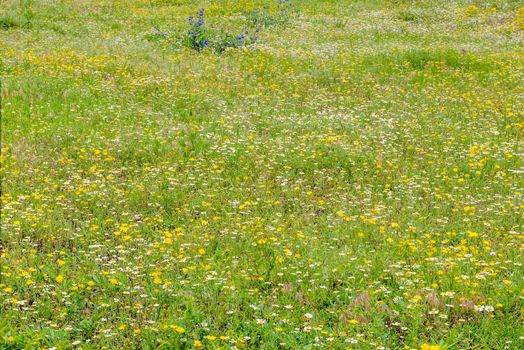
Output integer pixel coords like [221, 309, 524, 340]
[1, 0, 523, 348]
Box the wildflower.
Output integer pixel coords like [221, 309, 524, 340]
[172, 325, 185, 333]
[421, 344, 441, 350]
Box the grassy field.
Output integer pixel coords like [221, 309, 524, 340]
[1, 0, 523, 349]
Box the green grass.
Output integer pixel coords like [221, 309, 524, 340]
[1, 0, 523, 349]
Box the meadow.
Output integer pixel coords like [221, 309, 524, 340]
[0, 0, 523, 349]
